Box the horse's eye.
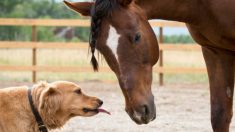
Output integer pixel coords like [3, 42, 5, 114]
[75, 89, 81, 94]
[134, 33, 141, 44]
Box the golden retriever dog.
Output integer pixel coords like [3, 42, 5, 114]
[0, 81, 109, 132]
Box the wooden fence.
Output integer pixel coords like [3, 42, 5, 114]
[0, 18, 206, 85]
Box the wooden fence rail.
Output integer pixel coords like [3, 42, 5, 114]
[0, 18, 206, 84]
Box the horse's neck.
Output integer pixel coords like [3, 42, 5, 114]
[136, 0, 198, 24]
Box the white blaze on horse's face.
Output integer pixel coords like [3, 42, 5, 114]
[106, 25, 120, 62]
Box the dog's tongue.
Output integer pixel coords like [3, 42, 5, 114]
[98, 108, 111, 115]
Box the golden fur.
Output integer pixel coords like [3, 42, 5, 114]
[0, 81, 103, 132]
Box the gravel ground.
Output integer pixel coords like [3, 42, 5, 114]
[1, 82, 235, 132]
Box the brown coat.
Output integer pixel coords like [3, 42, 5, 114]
[0, 81, 103, 132]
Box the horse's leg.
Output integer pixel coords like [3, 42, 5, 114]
[202, 47, 235, 132]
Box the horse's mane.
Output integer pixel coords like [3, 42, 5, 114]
[89, 0, 117, 71]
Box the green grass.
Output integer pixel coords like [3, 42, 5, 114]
[0, 49, 208, 84]
[164, 73, 208, 84]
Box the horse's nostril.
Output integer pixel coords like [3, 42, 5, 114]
[143, 105, 149, 116]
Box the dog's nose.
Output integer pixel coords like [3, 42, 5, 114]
[98, 99, 103, 106]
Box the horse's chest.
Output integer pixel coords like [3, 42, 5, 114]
[189, 2, 235, 51]
[187, 22, 235, 52]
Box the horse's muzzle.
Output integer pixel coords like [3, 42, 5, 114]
[126, 102, 156, 124]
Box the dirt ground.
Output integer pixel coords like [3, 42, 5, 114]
[1, 82, 235, 132]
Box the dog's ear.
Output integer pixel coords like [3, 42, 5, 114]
[64, 1, 94, 16]
[39, 86, 62, 115]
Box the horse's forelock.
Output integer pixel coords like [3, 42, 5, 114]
[89, 0, 116, 71]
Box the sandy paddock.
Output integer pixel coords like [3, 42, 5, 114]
[1, 82, 234, 132]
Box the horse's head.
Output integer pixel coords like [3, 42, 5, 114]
[64, 0, 159, 124]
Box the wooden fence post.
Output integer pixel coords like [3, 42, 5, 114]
[32, 25, 37, 83]
[159, 27, 164, 86]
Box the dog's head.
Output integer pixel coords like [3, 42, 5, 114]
[38, 81, 103, 119]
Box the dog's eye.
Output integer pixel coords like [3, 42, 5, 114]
[75, 89, 81, 94]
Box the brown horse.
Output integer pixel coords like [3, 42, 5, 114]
[64, 0, 235, 131]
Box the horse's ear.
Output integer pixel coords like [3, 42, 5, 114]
[64, 1, 94, 16]
[118, 0, 133, 6]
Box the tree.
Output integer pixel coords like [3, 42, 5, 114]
[0, 0, 90, 42]
[163, 35, 195, 44]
